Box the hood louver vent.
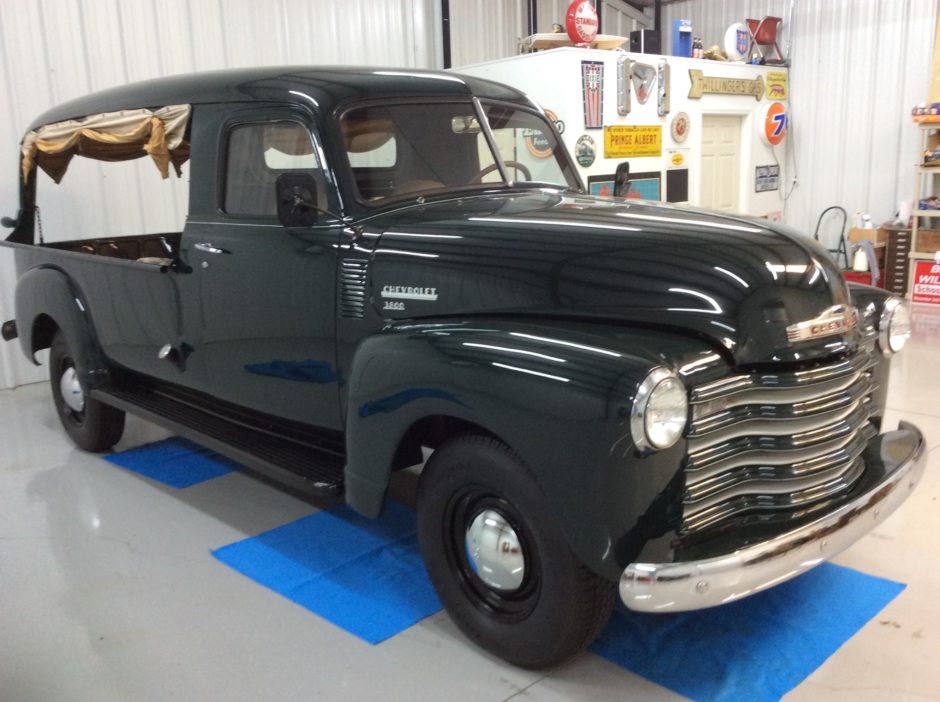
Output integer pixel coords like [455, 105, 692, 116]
[340, 259, 369, 319]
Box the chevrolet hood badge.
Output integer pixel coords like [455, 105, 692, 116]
[786, 304, 858, 343]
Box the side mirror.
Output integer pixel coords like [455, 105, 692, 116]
[275, 173, 319, 227]
[613, 162, 631, 198]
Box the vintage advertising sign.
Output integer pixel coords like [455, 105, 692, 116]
[912, 260, 940, 305]
[767, 71, 788, 100]
[666, 149, 688, 168]
[755, 164, 780, 192]
[588, 171, 661, 200]
[566, 0, 599, 44]
[670, 112, 690, 142]
[581, 61, 604, 129]
[688, 69, 765, 100]
[761, 102, 788, 145]
[575, 134, 597, 167]
[524, 108, 563, 158]
[604, 125, 662, 158]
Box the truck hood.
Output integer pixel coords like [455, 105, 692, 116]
[366, 191, 857, 365]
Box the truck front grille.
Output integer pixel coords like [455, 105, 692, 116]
[682, 345, 879, 533]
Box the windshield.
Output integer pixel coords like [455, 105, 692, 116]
[340, 100, 579, 203]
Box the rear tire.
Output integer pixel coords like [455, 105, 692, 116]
[416, 435, 615, 669]
[49, 331, 125, 451]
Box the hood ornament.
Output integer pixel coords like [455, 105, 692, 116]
[786, 305, 858, 343]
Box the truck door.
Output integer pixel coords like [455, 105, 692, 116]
[180, 105, 343, 430]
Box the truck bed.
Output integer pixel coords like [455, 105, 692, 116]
[44, 232, 182, 264]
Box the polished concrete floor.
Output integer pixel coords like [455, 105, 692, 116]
[1, 306, 938, 702]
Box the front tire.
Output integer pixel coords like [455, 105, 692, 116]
[416, 435, 615, 669]
[50, 332, 125, 451]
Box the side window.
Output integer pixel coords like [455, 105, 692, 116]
[223, 121, 322, 216]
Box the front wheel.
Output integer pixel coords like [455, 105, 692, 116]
[49, 332, 125, 451]
[416, 435, 615, 669]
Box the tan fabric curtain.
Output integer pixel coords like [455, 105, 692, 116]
[21, 104, 191, 183]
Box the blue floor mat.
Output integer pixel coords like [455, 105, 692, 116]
[212, 495, 904, 701]
[104, 437, 237, 488]
[590, 563, 905, 702]
[123, 438, 904, 694]
[211, 501, 442, 644]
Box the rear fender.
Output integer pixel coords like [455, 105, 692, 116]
[14, 266, 109, 390]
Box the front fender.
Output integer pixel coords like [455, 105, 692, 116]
[344, 318, 729, 579]
[14, 265, 110, 390]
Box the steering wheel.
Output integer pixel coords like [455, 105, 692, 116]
[472, 160, 532, 184]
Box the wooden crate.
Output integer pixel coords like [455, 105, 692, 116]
[915, 228, 940, 253]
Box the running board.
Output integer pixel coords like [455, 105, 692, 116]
[92, 385, 345, 497]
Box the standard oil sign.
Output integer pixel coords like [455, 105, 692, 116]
[604, 125, 662, 158]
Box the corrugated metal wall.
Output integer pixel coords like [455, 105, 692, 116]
[532, 0, 650, 35]
[600, 0, 651, 38]
[451, 0, 526, 67]
[662, 0, 938, 250]
[0, 0, 441, 390]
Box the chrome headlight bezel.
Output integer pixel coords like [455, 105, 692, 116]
[630, 367, 689, 452]
[878, 297, 911, 356]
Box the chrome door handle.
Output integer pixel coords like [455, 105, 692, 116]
[194, 242, 229, 254]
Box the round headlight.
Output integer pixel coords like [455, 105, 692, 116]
[878, 297, 911, 356]
[631, 368, 689, 452]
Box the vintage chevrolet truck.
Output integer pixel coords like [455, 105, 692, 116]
[0, 67, 926, 669]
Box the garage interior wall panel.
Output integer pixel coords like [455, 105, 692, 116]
[450, 0, 526, 68]
[600, 0, 651, 38]
[0, 0, 440, 391]
[662, 0, 938, 250]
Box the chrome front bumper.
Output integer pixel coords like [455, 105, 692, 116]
[620, 421, 926, 612]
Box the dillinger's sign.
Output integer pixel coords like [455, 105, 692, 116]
[688, 69, 765, 101]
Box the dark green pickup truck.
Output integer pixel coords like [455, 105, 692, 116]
[1, 67, 925, 668]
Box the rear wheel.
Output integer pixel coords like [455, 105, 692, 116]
[417, 435, 615, 669]
[49, 332, 125, 451]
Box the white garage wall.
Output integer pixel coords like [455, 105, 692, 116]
[0, 0, 442, 390]
[450, 0, 527, 67]
[661, 0, 938, 249]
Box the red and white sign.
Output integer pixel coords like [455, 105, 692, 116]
[566, 1, 599, 44]
[581, 61, 604, 129]
[760, 101, 788, 146]
[912, 260, 940, 305]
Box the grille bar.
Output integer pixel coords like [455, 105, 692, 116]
[681, 344, 879, 534]
[682, 457, 868, 533]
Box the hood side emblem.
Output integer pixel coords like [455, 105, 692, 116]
[786, 305, 858, 343]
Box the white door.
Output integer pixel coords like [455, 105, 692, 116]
[700, 115, 742, 212]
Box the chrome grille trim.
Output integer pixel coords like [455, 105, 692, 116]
[690, 350, 877, 405]
[687, 402, 871, 473]
[685, 424, 877, 503]
[681, 457, 868, 533]
[688, 392, 870, 448]
[340, 259, 369, 319]
[681, 345, 879, 534]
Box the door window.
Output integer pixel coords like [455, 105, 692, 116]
[223, 121, 323, 216]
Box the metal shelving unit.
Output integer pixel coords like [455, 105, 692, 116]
[909, 124, 940, 298]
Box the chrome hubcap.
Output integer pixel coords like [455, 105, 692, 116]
[465, 508, 526, 591]
[60, 366, 85, 413]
